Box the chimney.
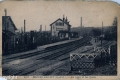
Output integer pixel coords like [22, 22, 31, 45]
[24, 20, 26, 33]
[66, 17, 68, 22]
[4, 9, 7, 16]
[40, 25, 42, 32]
[21, 27, 23, 33]
[81, 17, 82, 27]
[63, 15, 65, 22]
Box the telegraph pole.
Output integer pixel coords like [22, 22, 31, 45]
[45, 25, 46, 31]
[81, 17, 82, 28]
[79, 17, 82, 37]
[23, 20, 26, 51]
[101, 21, 103, 48]
[24, 20, 26, 34]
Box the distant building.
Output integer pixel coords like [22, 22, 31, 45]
[50, 16, 71, 39]
[71, 27, 94, 37]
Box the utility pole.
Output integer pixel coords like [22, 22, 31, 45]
[79, 17, 82, 37]
[81, 17, 82, 37]
[23, 20, 26, 51]
[45, 25, 46, 31]
[81, 17, 82, 28]
[101, 21, 103, 48]
[24, 20, 26, 34]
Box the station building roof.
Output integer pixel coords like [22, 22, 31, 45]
[50, 18, 71, 27]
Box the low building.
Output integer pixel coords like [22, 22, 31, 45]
[70, 32, 79, 38]
[2, 16, 17, 54]
[50, 16, 71, 39]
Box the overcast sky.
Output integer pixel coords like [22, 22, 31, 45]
[111, 0, 120, 4]
[0, 1, 119, 31]
[0, 0, 119, 4]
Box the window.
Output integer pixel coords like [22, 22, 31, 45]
[56, 28, 63, 31]
[56, 22, 63, 26]
[53, 25, 55, 29]
[56, 23, 58, 26]
[59, 22, 63, 26]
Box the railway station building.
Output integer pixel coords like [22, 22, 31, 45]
[50, 16, 71, 39]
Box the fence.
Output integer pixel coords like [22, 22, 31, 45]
[70, 44, 117, 72]
[2, 31, 69, 55]
[70, 53, 99, 71]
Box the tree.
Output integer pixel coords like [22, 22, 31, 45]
[111, 17, 117, 41]
[92, 28, 101, 37]
[104, 17, 117, 41]
[112, 17, 117, 26]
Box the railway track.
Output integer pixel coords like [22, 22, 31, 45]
[21, 37, 90, 75]
[38, 37, 91, 60]
[3, 37, 90, 64]
[3, 44, 70, 61]
[3, 37, 114, 75]
[3, 37, 91, 75]
[58, 40, 114, 63]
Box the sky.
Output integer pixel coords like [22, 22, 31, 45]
[0, 0, 119, 4]
[111, 0, 120, 4]
[0, 0, 119, 3]
[0, 0, 119, 32]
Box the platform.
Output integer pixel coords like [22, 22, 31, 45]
[37, 37, 83, 50]
[3, 37, 83, 59]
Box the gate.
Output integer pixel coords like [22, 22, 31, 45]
[70, 53, 100, 72]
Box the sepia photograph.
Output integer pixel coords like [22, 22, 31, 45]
[1, 1, 118, 77]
